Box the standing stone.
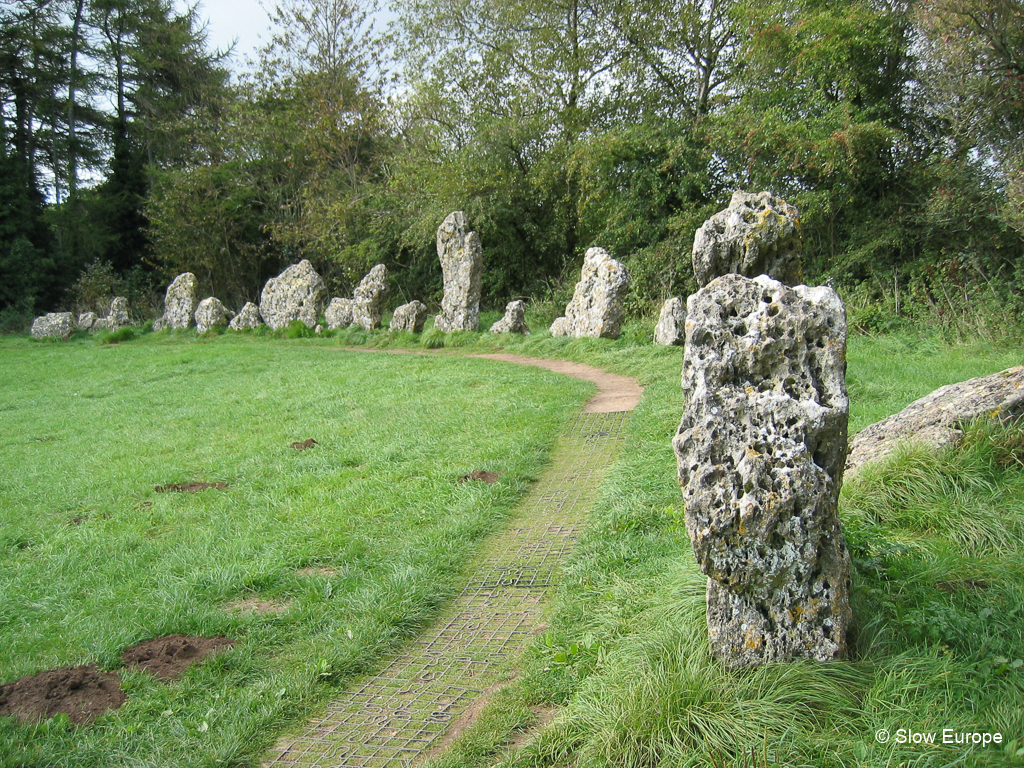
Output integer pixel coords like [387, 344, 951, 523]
[389, 300, 429, 333]
[325, 298, 355, 330]
[692, 191, 803, 288]
[352, 264, 389, 331]
[229, 302, 262, 330]
[107, 297, 130, 331]
[195, 297, 231, 334]
[31, 312, 75, 339]
[154, 273, 198, 330]
[259, 260, 327, 331]
[549, 247, 630, 339]
[434, 212, 482, 332]
[653, 297, 686, 346]
[490, 300, 530, 335]
[94, 297, 130, 332]
[77, 312, 97, 332]
[673, 274, 851, 668]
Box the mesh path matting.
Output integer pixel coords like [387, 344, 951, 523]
[264, 410, 629, 767]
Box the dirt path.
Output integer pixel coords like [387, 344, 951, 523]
[468, 353, 643, 413]
[263, 353, 640, 768]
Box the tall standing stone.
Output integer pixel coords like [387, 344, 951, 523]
[93, 297, 130, 332]
[673, 274, 851, 668]
[195, 297, 231, 333]
[352, 264, 389, 331]
[389, 300, 429, 333]
[692, 191, 803, 288]
[653, 297, 686, 346]
[154, 273, 198, 330]
[434, 212, 482, 332]
[259, 260, 327, 331]
[549, 247, 630, 339]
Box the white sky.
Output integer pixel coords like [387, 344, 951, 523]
[185, 0, 273, 72]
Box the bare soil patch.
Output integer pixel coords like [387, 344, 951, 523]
[459, 470, 503, 484]
[296, 566, 340, 577]
[508, 705, 560, 750]
[0, 665, 125, 725]
[122, 635, 234, 681]
[155, 482, 228, 493]
[226, 596, 291, 615]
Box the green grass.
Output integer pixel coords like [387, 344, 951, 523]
[0, 333, 592, 767]
[3, 320, 1024, 768]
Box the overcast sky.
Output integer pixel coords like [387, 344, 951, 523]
[184, 0, 396, 76]
[185, 0, 272, 72]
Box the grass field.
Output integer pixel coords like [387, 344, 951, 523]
[1, 322, 1023, 767]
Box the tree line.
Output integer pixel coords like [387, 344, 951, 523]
[3, 0, 1022, 330]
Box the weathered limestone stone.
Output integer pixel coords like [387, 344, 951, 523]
[693, 191, 803, 288]
[229, 302, 262, 330]
[353, 264, 389, 331]
[325, 298, 355, 330]
[653, 297, 686, 346]
[549, 316, 569, 337]
[554, 247, 630, 339]
[77, 312, 97, 332]
[194, 297, 231, 334]
[259, 260, 327, 330]
[846, 366, 1024, 476]
[31, 312, 75, 339]
[389, 300, 429, 333]
[434, 212, 482, 332]
[490, 300, 530, 335]
[93, 297, 130, 332]
[673, 274, 851, 668]
[155, 272, 198, 330]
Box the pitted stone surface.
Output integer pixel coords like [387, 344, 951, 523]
[435, 212, 482, 332]
[673, 274, 851, 668]
[352, 264, 389, 331]
[324, 298, 355, 330]
[93, 297, 129, 332]
[155, 273, 198, 330]
[195, 297, 231, 334]
[550, 247, 630, 339]
[31, 312, 75, 339]
[490, 300, 530, 335]
[847, 365, 1024, 475]
[260, 260, 327, 331]
[389, 300, 428, 333]
[77, 312, 97, 332]
[229, 302, 262, 330]
[653, 297, 686, 345]
[693, 191, 803, 288]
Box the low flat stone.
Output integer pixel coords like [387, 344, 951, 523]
[31, 313, 75, 339]
[846, 366, 1024, 475]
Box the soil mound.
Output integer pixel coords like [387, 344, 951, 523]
[122, 635, 234, 680]
[0, 665, 125, 725]
[155, 482, 228, 492]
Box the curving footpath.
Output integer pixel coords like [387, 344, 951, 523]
[263, 355, 641, 768]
